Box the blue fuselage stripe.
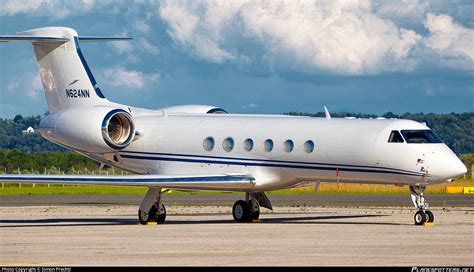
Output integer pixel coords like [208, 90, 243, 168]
[119, 154, 423, 177]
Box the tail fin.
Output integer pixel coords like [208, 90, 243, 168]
[0, 27, 131, 113]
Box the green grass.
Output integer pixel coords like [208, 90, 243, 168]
[0, 184, 237, 195]
[0, 178, 472, 195]
[0, 184, 148, 195]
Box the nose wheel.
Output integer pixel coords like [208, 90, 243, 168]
[410, 185, 434, 225]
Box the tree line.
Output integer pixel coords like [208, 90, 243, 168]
[0, 149, 101, 174]
[0, 115, 65, 153]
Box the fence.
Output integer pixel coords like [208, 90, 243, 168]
[1, 167, 127, 188]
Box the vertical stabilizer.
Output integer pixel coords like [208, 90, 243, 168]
[0, 27, 131, 113]
[26, 27, 108, 112]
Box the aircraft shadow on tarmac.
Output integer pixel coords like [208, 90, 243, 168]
[0, 213, 406, 228]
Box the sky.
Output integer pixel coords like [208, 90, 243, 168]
[0, 0, 473, 118]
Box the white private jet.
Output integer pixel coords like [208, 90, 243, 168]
[0, 27, 467, 225]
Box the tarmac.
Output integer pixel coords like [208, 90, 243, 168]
[0, 198, 473, 266]
[1, 193, 473, 207]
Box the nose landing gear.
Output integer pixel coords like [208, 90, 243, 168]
[410, 185, 434, 225]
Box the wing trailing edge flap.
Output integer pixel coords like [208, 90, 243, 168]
[0, 174, 256, 191]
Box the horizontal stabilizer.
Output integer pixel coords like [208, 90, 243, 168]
[0, 35, 69, 43]
[0, 173, 256, 191]
[78, 36, 133, 42]
[0, 35, 132, 43]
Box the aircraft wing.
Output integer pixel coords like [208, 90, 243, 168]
[0, 174, 256, 191]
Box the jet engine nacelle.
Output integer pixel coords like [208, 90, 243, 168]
[39, 106, 135, 153]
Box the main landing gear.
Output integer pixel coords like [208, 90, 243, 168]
[410, 185, 434, 225]
[138, 188, 167, 225]
[137, 190, 273, 225]
[232, 192, 272, 223]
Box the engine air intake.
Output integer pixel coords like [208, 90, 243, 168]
[102, 109, 135, 149]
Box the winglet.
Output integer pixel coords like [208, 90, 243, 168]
[324, 105, 331, 119]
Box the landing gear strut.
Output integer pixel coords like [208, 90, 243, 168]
[410, 185, 434, 225]
[138, 188, 167, 225]
[232, 192, 271, 223]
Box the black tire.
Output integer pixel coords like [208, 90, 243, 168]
[138, 203, 167, 225]
[414, 210, 427, 225]
[156, 204, 167, 224]
[425, 210, 434, 223]
[251, 206, 260, 220]
[138, 204, 158, 225]
[233, 200, 252, 223]
[138, 210, 149, 225]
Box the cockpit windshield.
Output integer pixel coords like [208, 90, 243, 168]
[388, 130, 404, 143]
[400, 130, 442, 144]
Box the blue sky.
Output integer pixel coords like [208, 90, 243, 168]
[0, 0, 473, 118]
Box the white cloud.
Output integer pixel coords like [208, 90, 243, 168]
[374, 0, 430, 22]
[138, 37, 160, 56]
[109, 41, 133, 55]
[424, 13, 474, 70]
[241, 103, 259, 109]
[108, 30, 134, 55]
[6, 73, 42, 98]
[0, 0, 43, 15]
[106, 30, 142, 63]
[0, 0, 98, 19]
[100, 67, 159, 90]
[158, 0, 423, 75]
[7, 80, 20, 92]
[135, 20, 151, 33]
[159, 1, 238, 64]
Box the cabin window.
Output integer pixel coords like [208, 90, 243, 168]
[243, 138, 254, 152]
[388, 130, 404, 143]
[222, 137, 235, 152]
[283, 140, 294, 153]
[263, 139, 274, 152]
[400, 130, 442, 144]
[203, 137, 215, 151]
[304, 140, 314, 153]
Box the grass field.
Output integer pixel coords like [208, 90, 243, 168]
[0, 178, 472, 195]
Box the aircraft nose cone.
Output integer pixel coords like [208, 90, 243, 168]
[434, 145, 468, 180]
[442, 157, 468, 179]
[453, 160, 468, 178]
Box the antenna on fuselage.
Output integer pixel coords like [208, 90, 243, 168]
[324, 105, 331, 120]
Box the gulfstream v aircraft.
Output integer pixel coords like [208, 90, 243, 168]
[0, 27, 467, 225]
